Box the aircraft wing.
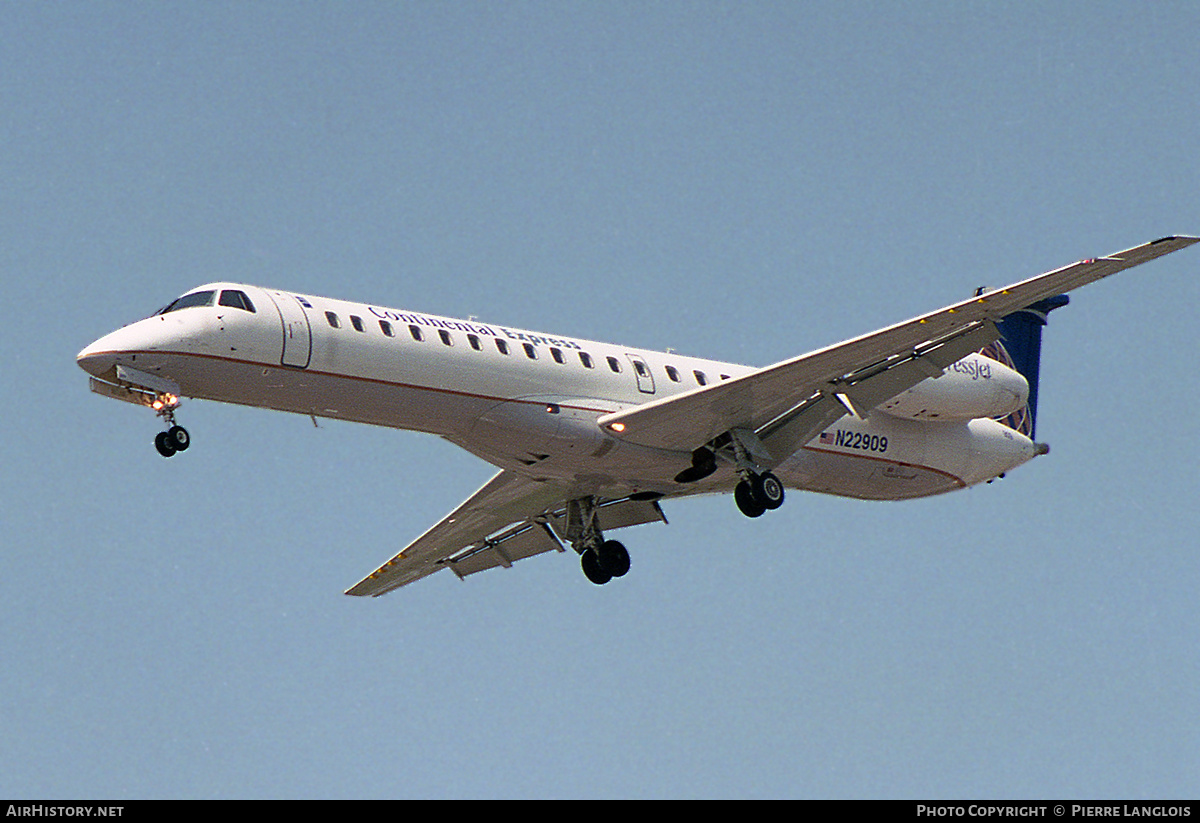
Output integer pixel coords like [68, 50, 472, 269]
[344, 470, 668, 596]
[344, 470, 567, 596]
[598, 236, 1199, 460]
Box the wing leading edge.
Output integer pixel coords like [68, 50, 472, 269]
[597, 236, 1199, 461]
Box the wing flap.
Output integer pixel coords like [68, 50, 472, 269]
[546, 497, 668, 540]
[444, 522, 564, 580]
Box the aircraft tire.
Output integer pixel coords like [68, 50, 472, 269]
[597, 540, 630, 578]
[755, 472, 785, 510]
[581, 550, 612, 585]
[167, 425, 190, 452]
[734, 480, 765, 518]
[154, 431, 177, 458]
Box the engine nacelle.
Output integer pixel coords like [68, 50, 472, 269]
[876, 352, 1028, 422]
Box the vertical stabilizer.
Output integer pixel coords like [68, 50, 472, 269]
[980, 294, 1070, 440]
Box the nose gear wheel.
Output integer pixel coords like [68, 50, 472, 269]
[148, 393, 190, 458]
[154, 425, 191, 457]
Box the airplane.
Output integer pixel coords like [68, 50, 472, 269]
[76, 236, 1198, 595]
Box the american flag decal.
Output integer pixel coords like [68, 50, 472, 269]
[819, 432, 835, 444]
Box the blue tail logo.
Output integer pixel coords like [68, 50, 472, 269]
[979, 294, 1070, 440]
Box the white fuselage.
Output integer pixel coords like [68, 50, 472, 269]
[77, 283, 1037, 503]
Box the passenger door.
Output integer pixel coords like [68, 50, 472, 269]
[266, 291, 312, 368]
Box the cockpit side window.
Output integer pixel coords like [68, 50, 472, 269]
[218, 289, 256, 313]
[158, 290, 216, 314]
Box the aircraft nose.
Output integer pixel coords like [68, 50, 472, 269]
[76, 322, 158, 380]
[76, 333, 120, 379]
[76, 316, 186, 384]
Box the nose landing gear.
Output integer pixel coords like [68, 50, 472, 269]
[150, 394, 190, 458]
[154, 425, 191, 457]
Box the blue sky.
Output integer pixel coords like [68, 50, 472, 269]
[2, 2, 1198, 799]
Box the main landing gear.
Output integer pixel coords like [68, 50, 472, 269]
[733, 471, 785, 518]
[580, 539, 630, 586]
[149, 393, 190, 458]
[673, 430, 790, 519]
[717, 430, 786, 519]
[734, 471, 786, 518]
[565, 497, 631, 586]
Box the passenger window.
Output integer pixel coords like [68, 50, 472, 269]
[439, 329, 453, 346]
[693, 370, 708, 386]
[467, 334, 482, 351]
[633, 361, 649, 377]
[409, 325, 423, 342]
[350, 315, 365, 332]
[218, 290, 256, 313]
[606, 356, 621, 373]
[495, 339, 509, 355]
[379, 320, 394, 337]
[325, 311, 340, 329]
[523, 343, 537, 359]
[550, 347, 565, 364]
[665, 365, 681, 382]
[579, 352, 594, 369]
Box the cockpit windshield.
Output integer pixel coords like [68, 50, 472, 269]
[155, 289, 256, 315]
[218, 289, 256, 313]
[157, 290, 216, 315]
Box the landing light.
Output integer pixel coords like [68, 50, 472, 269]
[151, 393, 180, 411]
[609, 422, 626, 433]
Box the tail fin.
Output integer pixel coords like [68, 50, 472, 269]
[980, 293, 1070, 440]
